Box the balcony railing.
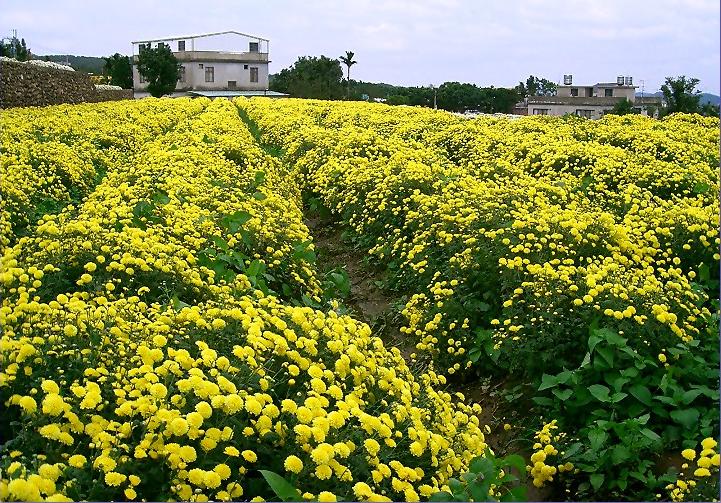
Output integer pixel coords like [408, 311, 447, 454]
[133, 51, 268, 63]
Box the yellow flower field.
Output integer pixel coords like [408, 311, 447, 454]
[1, 97, 718, 502]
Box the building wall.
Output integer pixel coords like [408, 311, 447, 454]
[557, 86, 594, 98]
[528, 104, 612, 119]
[133, 61, 268, 92]
[558, 85, 636, 100]
[529, 103, 657, 119]
[596, 86, 635, 100]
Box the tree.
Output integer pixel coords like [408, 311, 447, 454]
[269, 56, 344, 99]
[0, 36, 30, 61]
[103, 53, 133, 89]
[607, 98, 635, 115]
[516, 75, 557, 98]
[700, 102, 720, 117]
[339, 51, 357, 99]
[660, 76, 701, 115]
[137, 44, 180, 97]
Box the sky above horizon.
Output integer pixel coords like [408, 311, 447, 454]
[2, 0, 719, 94]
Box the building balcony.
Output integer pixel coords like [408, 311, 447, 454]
[132, 50, 269, 64]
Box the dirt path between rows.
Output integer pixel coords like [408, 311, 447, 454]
[304, 214, 415, 360]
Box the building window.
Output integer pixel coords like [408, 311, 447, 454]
[604, 88, 613, 97]
[250, 67, 259, 83]
[178, 40, 185, 51]
[575, 109, 593, 118]
[571, 88, 578, 97]
[228, 80, 237, 90]
[249, 42, 259, 52]
[244, 64, 249, 69]
[139, 72, 146, 84]
[178, 66, 186, 82]
[205, 66, 214, 82]
[533, 108, 549, 115]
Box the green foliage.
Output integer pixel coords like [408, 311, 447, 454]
[661, 76, 702, 115]
[259, 470, 302, 502]
[700, 102, 720, 117]
[430, 449, 527, 502]
[137, 44, 180, 97]
[0, 36, 30, 61]
[436, 82, 520, 113]
[339, 50, 357, 98]
[607, 98, 635, 116]
[270, 56, 344, 99]
[103, 53, 133, 89]
[515, 75, 557, 98]
[532, 322, 719, 500]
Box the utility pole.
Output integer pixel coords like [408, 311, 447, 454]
[429, 83, 437, 109]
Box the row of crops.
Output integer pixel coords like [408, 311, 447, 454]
[237, 98, 720, 501]
[0, 97, 719, 502]
[1, 99, 490, 502]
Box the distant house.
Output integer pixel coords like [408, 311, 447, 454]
[131, 31, 287, 98]
[527, 75, 663, 119]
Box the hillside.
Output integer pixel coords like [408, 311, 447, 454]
[637, 91, 720, 105]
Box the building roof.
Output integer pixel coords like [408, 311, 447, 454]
[188, 90, 288, 98]
[132, 30, 269, 44]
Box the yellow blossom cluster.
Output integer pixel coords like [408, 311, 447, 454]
[525, 420, 573, 488]
[237, 98, 719, 376]
[0, 98, 489, 501]
[666, 437, 720, 502]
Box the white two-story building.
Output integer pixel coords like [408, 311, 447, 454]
[527, 75, 662, 119]
[131, 30, 286, 98]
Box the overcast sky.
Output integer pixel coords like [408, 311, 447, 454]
[2, 0, 719, 93]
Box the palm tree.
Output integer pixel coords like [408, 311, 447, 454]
[339, 51, 357, 99]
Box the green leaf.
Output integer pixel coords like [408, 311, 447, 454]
[538, 373, 559, 391]
[596, 346, 615, 367]
[253, 191, 267, 200]
[588, 384, 611, 402]
[552, 388, 573, 401]
[693, 182, 710, 194]
[429, 491, 453, 502]
[698, 263, 710, 283]
[501, 454, 527, 475]
[220, 210, 252, 233]
[681, 389, 704, 405]
[611, 376, 630, 392]
[588, 428, 608, 450]
[500, 486, 527, 502]
[246, 260, 265, 278]
[590, 473, 605, 491]
[469, 456, 495, 478]
[448, 478, 464, 496]
[629, 384, 653, 406]
[620, 367, 639, 378]
[469, 480, 492, 502]
[610, 392, 628, 403]
[611, 445, 632, 464]
[152, 190, 171, 205]
[254, 170, 266, 185]
[640, 428, 661, 443]
[670, 408, 700, 429]
[258, 470, 301, 502]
